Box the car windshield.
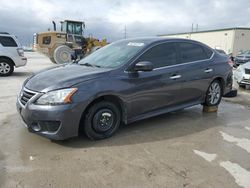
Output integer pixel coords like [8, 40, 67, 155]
[78, 40, 146, 68]
[240, 50, 250, 55]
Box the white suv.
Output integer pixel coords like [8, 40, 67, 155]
[0, 32, 27, 76]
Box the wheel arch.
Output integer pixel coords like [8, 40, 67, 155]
[0, 56, 15, 66]
[78, 94, 127, 133]
[211, 76, 225, 93]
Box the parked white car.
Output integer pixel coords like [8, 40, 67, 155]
[0, 32, 27, 76]
[234, 61, 250, 86]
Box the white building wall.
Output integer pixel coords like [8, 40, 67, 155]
[163, 30, 235, 55]
[233, 29, 250, 55]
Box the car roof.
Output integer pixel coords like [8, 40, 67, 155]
[0, 32, 10, 35]
[120, 37, 198, 44]
[0, 33, 16, 38]
[120, 37, 207, 46]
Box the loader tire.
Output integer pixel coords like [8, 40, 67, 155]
[49, 57, 57, 64]
[53, 45, 74, 64]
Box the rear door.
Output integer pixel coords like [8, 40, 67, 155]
[125, 42, 184, 118]
[176, 42, 214, 103]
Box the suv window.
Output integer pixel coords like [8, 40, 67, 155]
[0, 36, 18, 47]
[138, 43, 177, 68]
[178, 42, 208, 63]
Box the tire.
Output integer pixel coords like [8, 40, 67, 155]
[53, 45, 74, 64]
[204, 80, 223, 106]
[0, 58, 14, 76]
[83, 101, 121, 140]
[223, 89, 237, 98]
[238, 83, 245, 88]
[49, 57, 57, 64]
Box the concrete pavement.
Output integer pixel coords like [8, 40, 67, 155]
[0, 52, 250, 188]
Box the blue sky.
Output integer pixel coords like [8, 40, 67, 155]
[0, 0, 250, 45]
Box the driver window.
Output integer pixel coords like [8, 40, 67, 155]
[138, 43, 177, 68]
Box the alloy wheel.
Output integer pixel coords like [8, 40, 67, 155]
[0, 62, 11, 74]
[208, 82, 221, 105]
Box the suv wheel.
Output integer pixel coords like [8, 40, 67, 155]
[204, 80, 223, 106]
[0, 58, 14, 76]
[84, 101, 121, 140]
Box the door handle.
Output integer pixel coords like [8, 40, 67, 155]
[170, 74, 182, 80]
[204, 68, 213, 73]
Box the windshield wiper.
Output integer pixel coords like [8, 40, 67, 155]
[80, 63, 101, 68]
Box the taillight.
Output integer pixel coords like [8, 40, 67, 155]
[227, 59, 234, 67]
[17, 48, 24, 57]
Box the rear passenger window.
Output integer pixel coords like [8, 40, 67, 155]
[138, 43, 177, 68]
[203, 46, 213, 58]
[0, 36, 18, 47]
[178, 42, 208, 63]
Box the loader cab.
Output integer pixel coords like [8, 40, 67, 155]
[60, 20, 85, 46]
[60, 20, 84, 35]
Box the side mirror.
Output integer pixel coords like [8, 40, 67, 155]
[134, 61, 153, 72]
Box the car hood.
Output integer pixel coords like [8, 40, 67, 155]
[25, 64, 111, 92]
[239, 62, 250, 69]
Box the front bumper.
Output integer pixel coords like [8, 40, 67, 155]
[235, 73, 250, 85]
[16, 93, 84, 140]
[238, 77, 250, 85]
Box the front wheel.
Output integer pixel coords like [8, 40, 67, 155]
[83, 101, 121, 140]
[204, 80, 223, 106]
[49, 57, 57, 64]
[53, 45, 74, 64]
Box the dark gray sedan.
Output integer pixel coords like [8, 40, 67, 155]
[17, 38, 233, 140]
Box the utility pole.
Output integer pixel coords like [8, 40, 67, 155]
[196, 24, 199, 32]
[124, 25, 127, 39]
[189, 23, 193, 39]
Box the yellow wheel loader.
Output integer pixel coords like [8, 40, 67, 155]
[33, 20, 107, 64]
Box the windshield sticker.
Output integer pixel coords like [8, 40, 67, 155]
[127, 42, 145, 47]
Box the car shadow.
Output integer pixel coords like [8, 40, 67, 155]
[54, 105, 223, 148]
[11, 71, 33, 77]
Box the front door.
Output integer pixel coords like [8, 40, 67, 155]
[124, 42, 184, 118]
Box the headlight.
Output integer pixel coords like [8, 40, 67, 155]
[35, 88, 77, 105]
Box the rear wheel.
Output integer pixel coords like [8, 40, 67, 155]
[83, 101, 121, 140]
[0, 58, 14, 76]
[204, 80, 223, 106]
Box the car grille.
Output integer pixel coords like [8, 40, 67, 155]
[235, 60, 248, 64]
[20, 88, 37, 106]
[245, 68, 250, 75]
[242, 79, 250, 84]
